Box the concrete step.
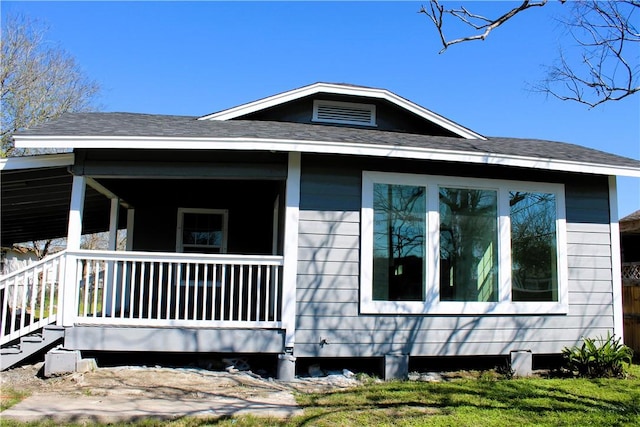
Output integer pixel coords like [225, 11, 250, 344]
[0, 326, 65, 371]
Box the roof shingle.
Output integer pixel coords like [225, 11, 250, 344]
[14, 112, 640, 170]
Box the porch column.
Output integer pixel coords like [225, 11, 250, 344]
[281, 152, 300, 352]
[104, 198, 120, 317]
[61, 175, 86, 327]
[108, 198, 120, 250]
[126, 209, 135, 251]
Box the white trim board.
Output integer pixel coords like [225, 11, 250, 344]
[0, 153, 74, 170]
[198, 82, 485, 140]
[14, 135, 640, 177]
[609, 176, 624, 341]
[281, 152, 301, 349]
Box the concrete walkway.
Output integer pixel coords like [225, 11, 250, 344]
[1, 391, 303, 423]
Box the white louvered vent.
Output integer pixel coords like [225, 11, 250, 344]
[312, 100, 376, 126]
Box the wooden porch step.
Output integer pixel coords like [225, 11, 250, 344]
[0, 346, 21, 355]
[0, 326, 65, 371]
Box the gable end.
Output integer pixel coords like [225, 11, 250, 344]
[199, 82, 485, 139]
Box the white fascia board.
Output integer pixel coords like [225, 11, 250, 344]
[0, 152, 74, 171]
[199, 82, 485, 140]
[14, 135, 640, 177]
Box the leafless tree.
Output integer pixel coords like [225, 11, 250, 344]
[21, 231, 126, 261]
[420, 1, 639, 108]
[2, 14, 102, 256]
[23, 238, 66, 260]
[81, 231, 127, 251]
[1, 13, 101, 157]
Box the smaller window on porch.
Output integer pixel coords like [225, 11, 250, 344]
[176, 208, 229, 254]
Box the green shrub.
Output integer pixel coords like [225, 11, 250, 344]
[562, 333, 634, 378]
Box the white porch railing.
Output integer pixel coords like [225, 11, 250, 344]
[68, 250, 284, 328]
[0, 251, 65, 345]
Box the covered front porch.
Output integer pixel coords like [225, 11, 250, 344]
[1, 249, 284, 340]
[1, 151, 301, 366]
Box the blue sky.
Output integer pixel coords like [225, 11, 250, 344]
[2, 1, 639, 217]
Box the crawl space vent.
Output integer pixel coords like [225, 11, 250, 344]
[313, 100, 376, 126]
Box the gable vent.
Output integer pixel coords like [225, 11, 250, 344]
[313, 100, 376, 127]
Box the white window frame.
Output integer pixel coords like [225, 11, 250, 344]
[176, 208, 229, 253]
[361, 171, 568, 315]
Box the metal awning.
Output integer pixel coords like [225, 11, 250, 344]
[1, 154, 113, 246]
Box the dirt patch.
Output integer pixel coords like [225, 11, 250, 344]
[1, 362, 364, 406]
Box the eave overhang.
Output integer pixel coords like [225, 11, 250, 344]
[12, 135, 640, 178]
[0, 153, 74, 171]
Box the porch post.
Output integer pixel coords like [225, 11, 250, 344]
[282, 152, 300, 351]
[126, 209, 135, 251]
[61, 175, 86, 327]
[103, 198, 120, 317]
[278, 152, 300, 381]
[108, 198, 120, 250]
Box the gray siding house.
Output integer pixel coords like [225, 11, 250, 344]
[2, 83, 639, 378]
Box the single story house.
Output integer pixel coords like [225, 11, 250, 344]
[2, 82, 639, 378]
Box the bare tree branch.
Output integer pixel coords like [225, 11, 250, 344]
[420, 0, 639, 108]
[419, 0, 550, 53]
[26, 238, 65, 260]
[535, 1, 640, 108]
[0, 13, 101, 157]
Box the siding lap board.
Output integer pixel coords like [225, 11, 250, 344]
[296, 156, 614, 358]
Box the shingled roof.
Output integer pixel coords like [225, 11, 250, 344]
[14, 112, 640, 174]
[621, 210, 640, 233]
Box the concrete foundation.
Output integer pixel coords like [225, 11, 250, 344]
[277, 353, 296, 381]
[384, 353, 409, 380]
[510, 350, 533, 377]
[44, 348, 81, 377]
[76, 357, 98, 373]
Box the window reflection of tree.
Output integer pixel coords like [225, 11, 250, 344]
[373, 184, 425, 301]
[439, 188, 498, 302]
[510, 192, 557, 301]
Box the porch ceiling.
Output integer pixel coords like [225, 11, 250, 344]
[1, 166, 112, 246]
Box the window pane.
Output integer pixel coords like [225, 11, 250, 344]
[183, 246, 221, 254]
[510, 192, 558, 302]
[439, 188, 498, 302]
[373, 183, 425, 301]
[182, 213, 223, 247]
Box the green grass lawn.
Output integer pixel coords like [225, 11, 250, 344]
[0, 387, 30, 412]
[219, 365, 640, 427]
[289, 373, 640, 427]
[2, 366, 639, 427]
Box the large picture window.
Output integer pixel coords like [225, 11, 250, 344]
[361, 172, 567, 315]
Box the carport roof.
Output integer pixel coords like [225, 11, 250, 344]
[0, 154, 115, 246]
